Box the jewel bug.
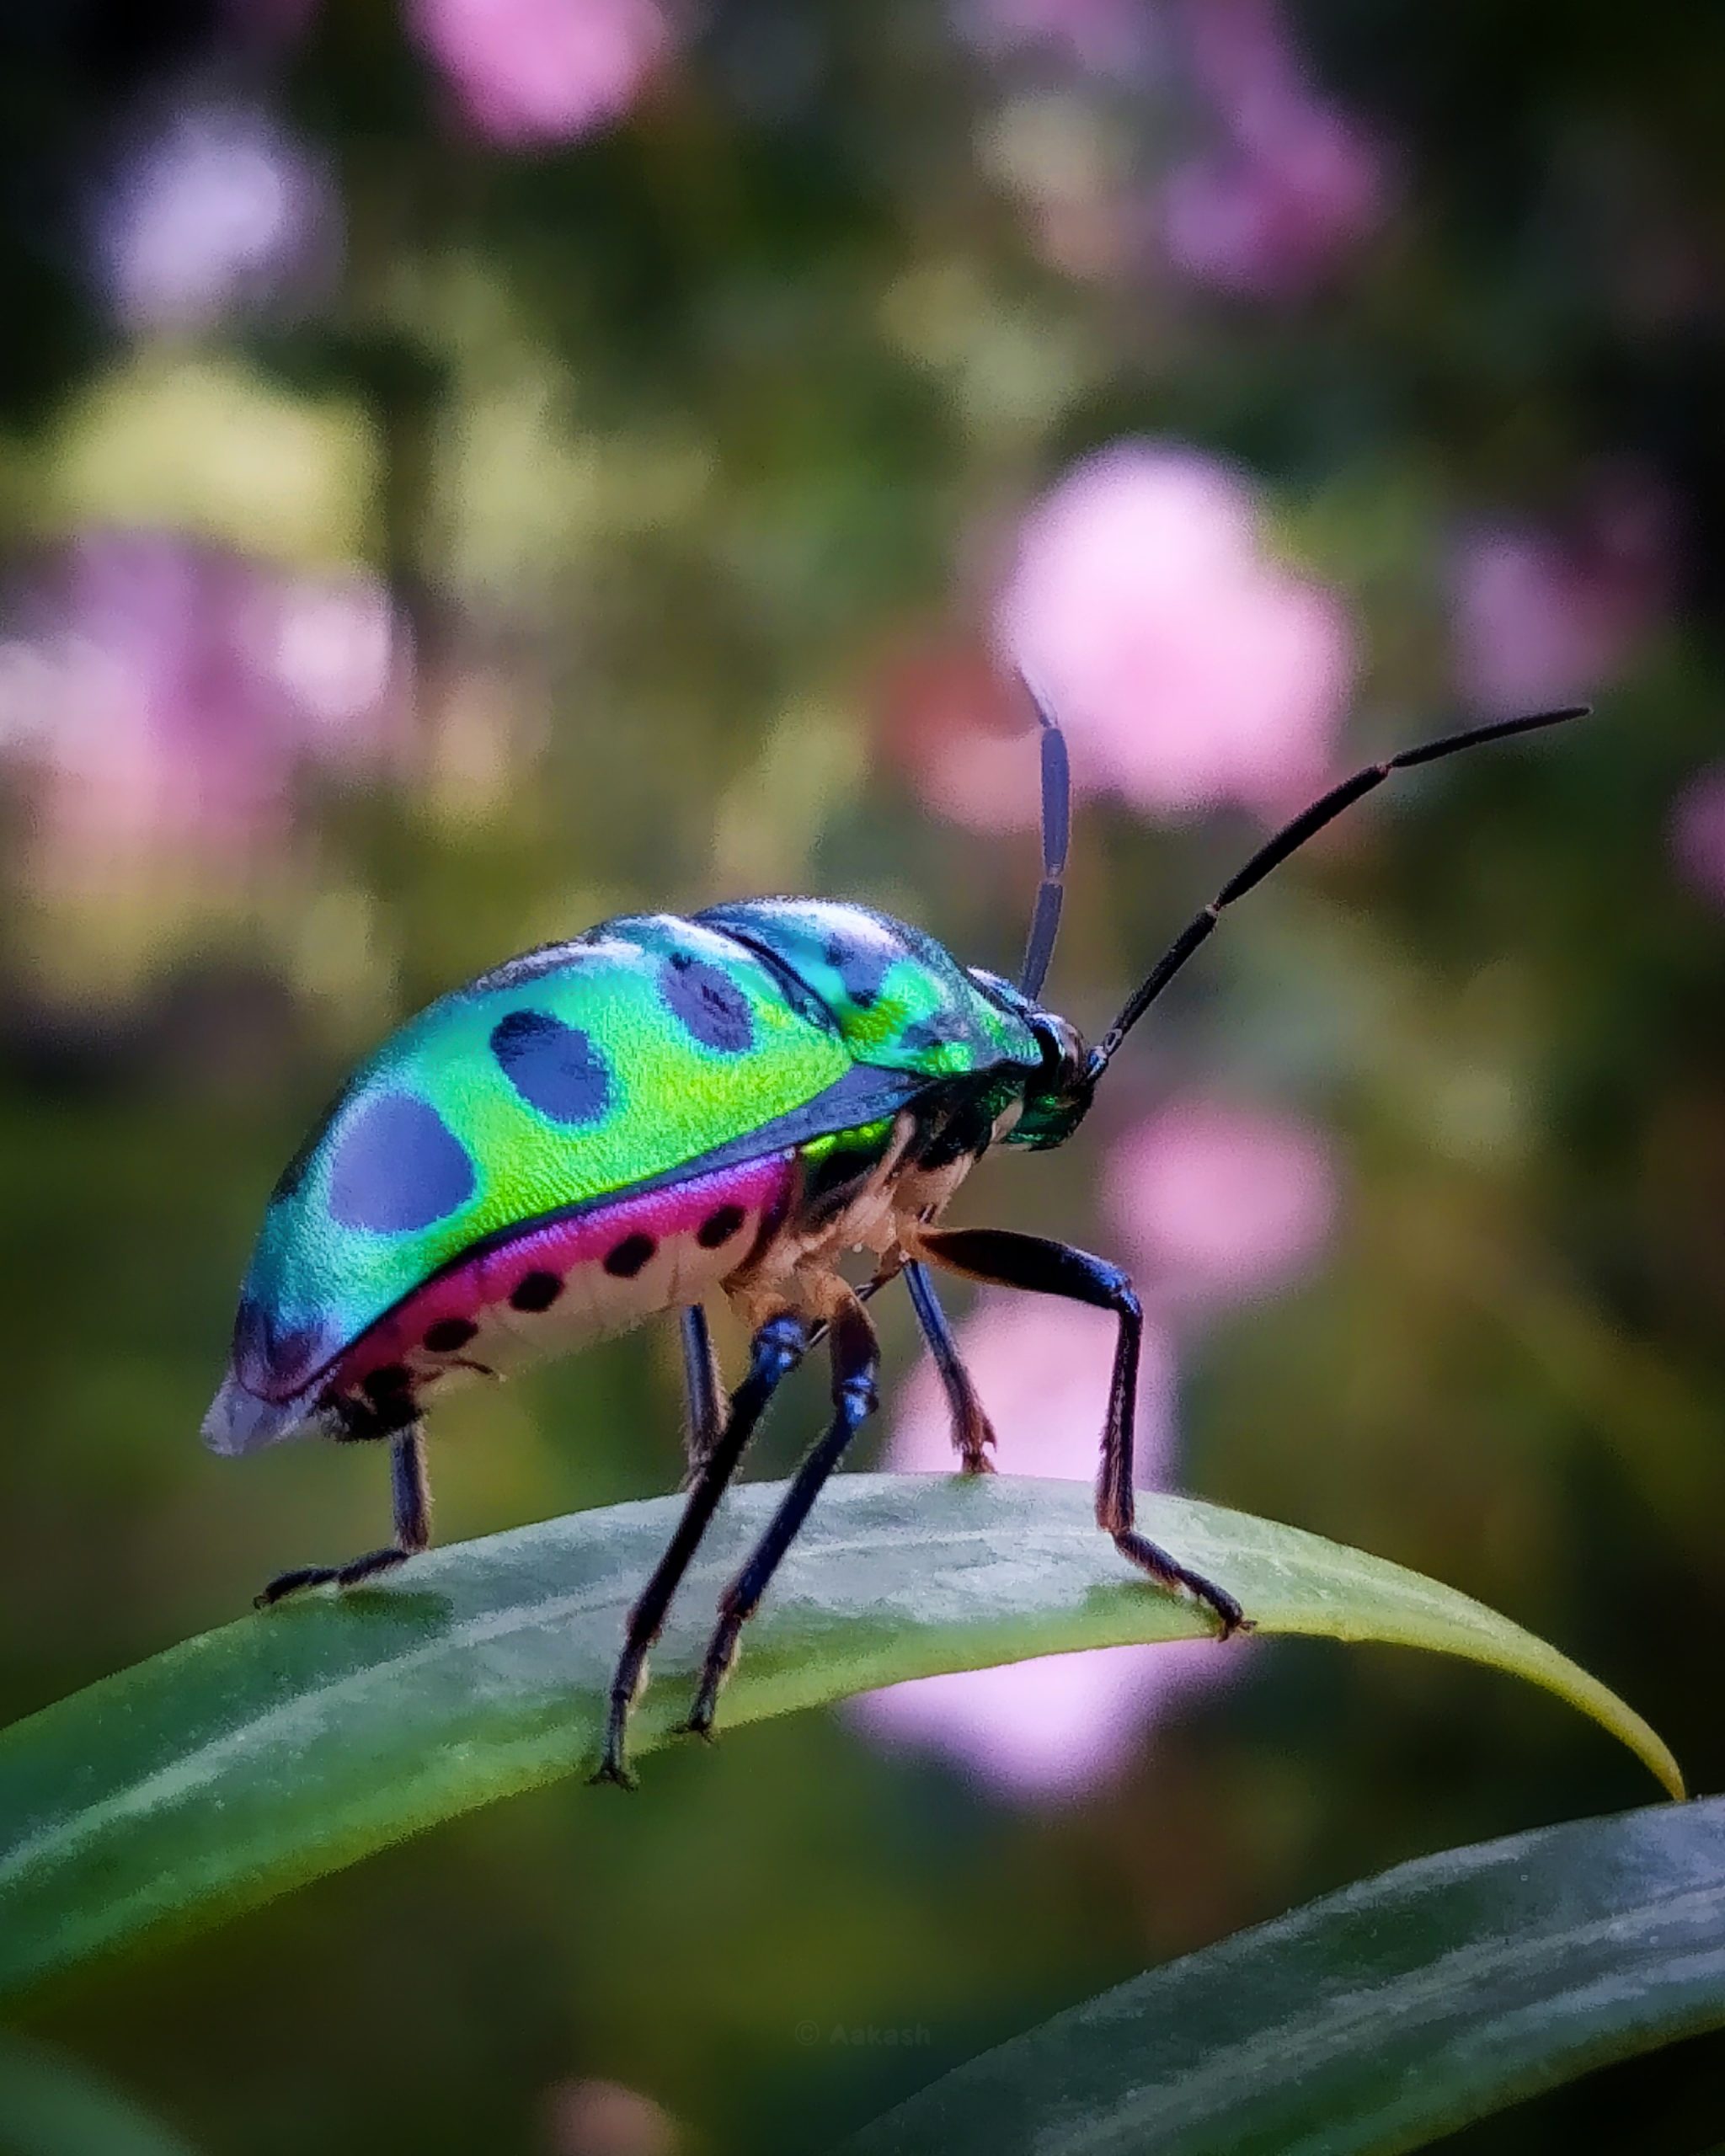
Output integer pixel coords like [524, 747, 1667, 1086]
[205, 687, 1586, 1784]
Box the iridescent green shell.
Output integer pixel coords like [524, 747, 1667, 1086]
[228, 904, 1040, 1410]
[236, 915, 846, 1395]
[697, 899, 1039, 1076]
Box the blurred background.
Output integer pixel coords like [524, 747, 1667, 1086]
[0, 1, 1722, 2150]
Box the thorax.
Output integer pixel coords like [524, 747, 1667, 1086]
[728, 1083, 1022, 1329]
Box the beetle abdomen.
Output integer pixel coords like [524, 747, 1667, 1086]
[206, 1149, 796, 1453]
[201, 900, 1027, 1457]
[212, 915, 857, 1428]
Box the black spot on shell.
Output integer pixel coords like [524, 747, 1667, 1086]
[424, 1316, 478, 1353]
[824, 931, 896, 1011]
[510, 1270, 563, 1313]
[339, 1377, 418, 1438]
[490, 1008, 611, 1124]
[660, 953, 755, 1054]
[696, 1203, 746, 1250]
[898, 1015, 976, 1059]
[363, 1364, 412, 1404]
[603, 1233, 656, 1278]
[327, 1093, 476, 1235]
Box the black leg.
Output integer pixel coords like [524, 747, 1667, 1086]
[904, 1259, 995, 1474]
[593, 1312, 808, 1788]
[681, 1296, 880, 1739]
[679, 1305, 724, 1482]
[254, 1422, 432, 1608]
[917, 1228, 1246, 1637]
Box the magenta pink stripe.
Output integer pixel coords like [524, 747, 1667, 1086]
[326, 1150, 794, 1387]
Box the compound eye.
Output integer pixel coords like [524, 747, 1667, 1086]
[1031, 1012, 1084, 1088]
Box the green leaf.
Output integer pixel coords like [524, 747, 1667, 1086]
[840, 1796, 1725, 2156]
[0, 2033, 204, 2156]
[0, 1475, 1681, 2000]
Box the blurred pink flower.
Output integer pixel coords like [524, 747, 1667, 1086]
[542, 2079, 679, 2156]
[1670, 765, 1725, 911]
[958, 440, 1353, 830]
[94, 100, 336, 333]
[1105, 1094, 1338, 1313]
[411, 0, 671, 147]
[0, 533, 403, 893]
[852, 1293, 1229, 1801]
[956, 0, 1162, 82]
[221, 0, 322, 43]
[1161, 0, 1389, 299]
[1450, 472, 1672, 714]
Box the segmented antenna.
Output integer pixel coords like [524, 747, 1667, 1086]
[1017, 675, 1071, 1000]
[1087, 703, 1590, 1081]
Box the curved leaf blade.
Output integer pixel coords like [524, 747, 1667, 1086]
[841, 1795, 1725, 2156]
[0, 2033, 205, 2156]
[0, 1475, 1681, 1999]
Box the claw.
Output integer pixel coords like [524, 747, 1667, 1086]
[1176, 1572, 1247, 1640]
[1204, 1591, 1249, 1641]
[255, 1565, 339, 1609]
[1113, 1530, 1248, 1642]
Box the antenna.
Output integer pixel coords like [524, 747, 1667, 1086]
[1087, 704, 1589, 1081]
[1017, 675, 1071, 1000]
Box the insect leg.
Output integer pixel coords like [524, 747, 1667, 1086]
[386, 1422, 432, 1556]
[679, 1305, 725, 1483]
[254, 1422, 432, 1607]
[917, 1227, 1247, 1637]
[594, 1312, 808, 1788]
[681, 1294, 880, 1739]
[904, 1259, 995, 1474]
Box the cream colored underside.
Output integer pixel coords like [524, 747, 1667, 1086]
[727, 1104, 1007, 1332]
